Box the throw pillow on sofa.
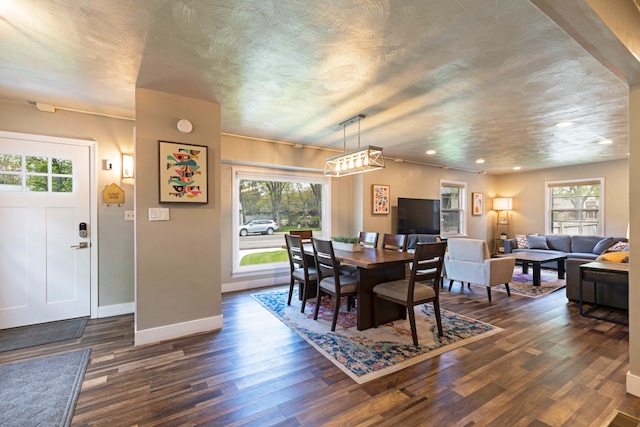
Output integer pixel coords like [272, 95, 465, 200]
[515, 234, 529, 249]
[526, 235, 549, 250]
[607, 241, 629, 252]
[592, 237, 615, 255]
[596, 251, 629, 263]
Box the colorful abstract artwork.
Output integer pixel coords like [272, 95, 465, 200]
[159, 141, 208, 203]
[372, 184, 389, 214]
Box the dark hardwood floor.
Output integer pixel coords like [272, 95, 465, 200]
[1, 282, 639, 426]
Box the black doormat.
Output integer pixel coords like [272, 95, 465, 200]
[0, 349, 91, 426]
[0, 318, 87, 353]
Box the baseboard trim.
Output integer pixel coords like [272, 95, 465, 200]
[627, 370, 640, 397]
[97, 302, 135, 318]
[134, 315, 223, 346]
[222, 273, 289, 293]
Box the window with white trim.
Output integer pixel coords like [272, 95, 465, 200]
[440, 180, 467, 236]
[232, 167, 331, 275]
[546, 178, 603, 236]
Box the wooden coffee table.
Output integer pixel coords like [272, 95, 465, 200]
[498, 252, 566, 286]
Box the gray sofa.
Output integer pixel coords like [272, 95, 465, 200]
[406, 234, 441, 251]
[504, 234, 628, 308]
[503, 234, 627, 268]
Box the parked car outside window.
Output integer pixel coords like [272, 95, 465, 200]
[239, 220, 279, 236]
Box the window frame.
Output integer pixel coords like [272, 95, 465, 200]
[232, 166, 331, 276]
[440, 179, 467, 237]
[545, 177, 604, 236]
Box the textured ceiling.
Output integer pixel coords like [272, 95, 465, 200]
[0, 0, 636, 174]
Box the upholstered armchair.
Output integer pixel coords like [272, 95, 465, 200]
[444, 238, 516, 302]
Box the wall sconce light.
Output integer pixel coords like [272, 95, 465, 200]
[122, 154, 134, 178]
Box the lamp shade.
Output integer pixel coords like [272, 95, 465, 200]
[493, 197, 512, 211]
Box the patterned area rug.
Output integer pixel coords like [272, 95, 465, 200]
[0, 318, 87, 353]
[252, 288, 502, 384]
[0, 349, 91, 426]
[451, 266, 565, 299]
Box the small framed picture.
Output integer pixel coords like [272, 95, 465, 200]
[159, 140, 208, 203]
[372, 184, 390, 215]
[472, 192, 483, 216]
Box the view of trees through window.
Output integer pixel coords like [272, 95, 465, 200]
[236, 176, 326, 269]
[0, 154, 73, 192]
[549, 181, 601, 235]
[240, 180, 322, 229]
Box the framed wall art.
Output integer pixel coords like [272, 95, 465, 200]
[372, 184, 390, 215]
[472, 192, 483, 216]
[159, 140, 208, 203]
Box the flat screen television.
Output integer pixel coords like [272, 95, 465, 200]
[397, 198, 441, 235]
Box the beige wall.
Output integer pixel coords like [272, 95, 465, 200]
[134, 88, 221, 336]
[0, 100, 135, 309]
[359, 161, 499, 240]
[498, 159, 629, 238]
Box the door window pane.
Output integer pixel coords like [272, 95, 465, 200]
[52, 158, 72, 174]
[0, 174, 22, 191]
[52, 177, 73, 193]
[0, 154, 22, 171]
[26, 156, 48, 173]
[26, 175, 48, 192]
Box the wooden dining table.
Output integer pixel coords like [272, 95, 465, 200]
[301, 244, 414, 330]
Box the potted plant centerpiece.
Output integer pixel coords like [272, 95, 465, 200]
[331, 235, 361, 252]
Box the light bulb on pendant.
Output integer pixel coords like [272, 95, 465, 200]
[356, 156, 363, 167]
[348, 157, 355, 169]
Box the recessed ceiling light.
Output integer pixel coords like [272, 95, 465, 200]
[598, 139, 612, 145]
[513, 166, 521, 170]
[476, 159, 485, 164]
[556, 121, 574, 128]
[426, 150, 436, 155]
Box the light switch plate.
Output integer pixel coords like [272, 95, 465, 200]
[124, 211, 135, 221]
[149, 208, 170, 221]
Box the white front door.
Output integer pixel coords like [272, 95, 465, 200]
[0, 135, 91, 329]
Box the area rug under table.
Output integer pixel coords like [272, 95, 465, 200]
[0, 348, 91, 427]
[252, 288, 502, 384]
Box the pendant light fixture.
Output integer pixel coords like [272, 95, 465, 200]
[324, 114, 385, 177]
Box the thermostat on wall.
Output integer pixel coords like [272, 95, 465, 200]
[177, 119, 193, 133]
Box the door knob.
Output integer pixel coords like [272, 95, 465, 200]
[70, 242, 89, 249]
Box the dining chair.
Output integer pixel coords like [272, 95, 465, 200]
[359, 231, 379, 249]
[290, 229, 313, 243]
[311, 238, 358, 331]
[373, 241, 447, 346]
[285, 234, 317, 313]
[381, 233, 408, 252]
